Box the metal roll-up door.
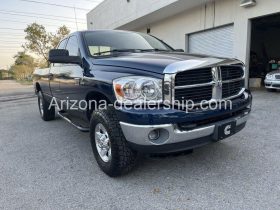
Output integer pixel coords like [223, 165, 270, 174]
[188, 25, 234, 58]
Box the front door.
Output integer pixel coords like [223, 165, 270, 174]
[58, 35, 85, 109]
[49, 38, 68, 100]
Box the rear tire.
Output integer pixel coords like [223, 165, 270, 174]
[38, 91, 55, 121]
[90, 106, 137, 177]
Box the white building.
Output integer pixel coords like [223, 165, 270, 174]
[87, 0, 280, 87]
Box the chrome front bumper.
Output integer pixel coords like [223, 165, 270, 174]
[120, 112, 250, 147]
[265, 79, 280, 89]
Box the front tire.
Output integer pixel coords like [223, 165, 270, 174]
[90, 107, 137, 177]
[38, 91, 55, 121]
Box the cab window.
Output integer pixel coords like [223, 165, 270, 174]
[57, 39, 67, 49]
[65, 36, 80, 56]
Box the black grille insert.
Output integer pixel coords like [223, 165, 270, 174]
[222, 80, 244, 98]
[175, 86, 212, 103]
[175, 68, 212, 86]
[221, 65, 244, 81]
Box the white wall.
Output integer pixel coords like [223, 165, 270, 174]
[88, 0, 280, 87]
[87, 0, 179, 30]
[122, 0, 280, 86]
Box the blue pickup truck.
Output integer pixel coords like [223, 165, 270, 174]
[33, 30, 252, 177]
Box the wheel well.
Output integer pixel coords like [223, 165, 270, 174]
[85, 91, 111, 120]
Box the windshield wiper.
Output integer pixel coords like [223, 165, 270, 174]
[139, 49, 171, 52]
[93, 48, 171, 56]
[93, 49, 138, 56]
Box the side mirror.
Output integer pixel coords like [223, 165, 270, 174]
[175, 49, 184, 52]
[48, 49, 81, 65]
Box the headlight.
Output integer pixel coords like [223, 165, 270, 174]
[266, 74, 274, 80]
[113, 76, 162, 104]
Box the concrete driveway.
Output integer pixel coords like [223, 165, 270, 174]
[0, 80, 34, 102]
[0, 86, 279, 210]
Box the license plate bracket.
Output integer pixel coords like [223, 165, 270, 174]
[213, 121, 237, 141]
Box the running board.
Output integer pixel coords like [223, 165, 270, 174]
[57, 112, 90, 132]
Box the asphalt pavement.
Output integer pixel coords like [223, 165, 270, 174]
[0, 81, 279, 210]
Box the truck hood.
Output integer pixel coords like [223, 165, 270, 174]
[91, 52, 239, 74]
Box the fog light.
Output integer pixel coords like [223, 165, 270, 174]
[148, 129, 160, 141]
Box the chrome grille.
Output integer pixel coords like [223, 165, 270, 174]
[275, 74, 280, 80]
[167, 63, 245, 105]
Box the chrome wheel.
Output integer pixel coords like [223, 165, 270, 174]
[95, 123, 111, 163]
[38, 94, 44, 116]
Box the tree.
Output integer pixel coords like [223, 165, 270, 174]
[11, 65, 33, 80]
[11, 51, 36, 80]
[24, 23, 70, 62]
[24, 23, 51, 62]
[51, 25, 70, 48]
[35, 58, 49, 69]
[14, 51, 35, 67]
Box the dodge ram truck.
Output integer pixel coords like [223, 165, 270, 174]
[33, 30, 252, 177]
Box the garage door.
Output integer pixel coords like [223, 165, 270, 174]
[188, 25, 234, 58]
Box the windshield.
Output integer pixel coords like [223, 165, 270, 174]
[83, 31, 173, 57]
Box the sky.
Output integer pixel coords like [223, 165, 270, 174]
[0, 0, 104, 69]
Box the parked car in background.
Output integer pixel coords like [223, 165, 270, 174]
[33, 30, 252, 177]
[265, 70, 280, 91]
